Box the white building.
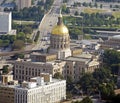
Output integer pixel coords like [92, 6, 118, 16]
[0, 12, 11, 34]
[0, 73, 66, 103]
[100, 35, 120, 50]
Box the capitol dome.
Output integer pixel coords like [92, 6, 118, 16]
[51, 24, 69, 35]
[51, 12, 69, 36]
[49, 11, 71, 59]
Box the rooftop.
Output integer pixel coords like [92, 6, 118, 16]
[73, 52, 92, 59]
[0, 11, 11, 15]
[31, 52, 56, 56]
[65, 56, 91, 63]
[0, 77, 66, 90]
[112, 35, 120, 40]
[96, 30, 120, 34]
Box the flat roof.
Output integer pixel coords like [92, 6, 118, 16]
[73, 53, 92, 59]
[65, 56, 91, 62]
[0, 78, 66, 90]
[0, 12, 11, 15]
[96, 30, 120, 34]
[31, 52, 56, 56]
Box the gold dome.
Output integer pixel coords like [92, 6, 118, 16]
[51, 24, 69, 36]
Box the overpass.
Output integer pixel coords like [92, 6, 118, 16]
[0, 49, 42, 57]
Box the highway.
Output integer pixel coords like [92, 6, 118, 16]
[32, 0, 63, 50]
[0, 0, 65, 56]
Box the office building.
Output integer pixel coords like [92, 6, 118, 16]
[0, 73, 66, 103]
[0, 12, 11, 34]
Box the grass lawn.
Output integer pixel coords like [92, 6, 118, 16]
[13, 20, 35, 25]
[84, 8, 120, 18]
[112, 11, 120, 18]
[84, 8, 107, 14]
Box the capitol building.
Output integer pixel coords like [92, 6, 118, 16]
[0, 12, 100, 103]
[13, 13, 100, 82]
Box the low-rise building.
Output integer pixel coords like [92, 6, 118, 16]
[92, 30, 120, 39]
[0, 74, 13, 84]
[13, 59, 66, 82]
[0, 86, 15, 103]
[30, 52, 57, 62]
[0, 73, 66, 103]
[100, 35, 120, 50]
[13, 52, 99, 82]
[64, 53, 99, 82]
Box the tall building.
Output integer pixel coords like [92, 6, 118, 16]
[0, 12, 11, 34]
[17, 0, 31, 10]
[0, 73, 66, 103]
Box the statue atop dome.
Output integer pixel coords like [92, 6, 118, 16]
[51, 9, 69, 36]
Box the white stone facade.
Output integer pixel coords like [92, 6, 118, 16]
[14, 77, 66, 103]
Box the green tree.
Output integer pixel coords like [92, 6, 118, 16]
[54, 72, 63, 79]
[34, 31, 40, 42]
[66, 91, 72, 100]
[111, 64, 120, 75]
[0, 39, 2, 47]
[23, 26, 32, 34]
[79, 73, 98, 92]
[17, 32, 25, 41]
[80, 96, 93, 103]
[82, 2, 88, 7]
[62, 4, 67, 13]
[12, 40, 24, 50]
[100, 4, 103, 8]
[94, 3, 98, 8]
[14, 53, 24, 59]
[2, 40, 10, 47]
[63, 0, 68, 3]
[103, 49, 120, 66]
[74, 11, 79, 16]
[67, 76, 73, 84]
[9, 35, 16, 43]
[93, 68, 111, 83]
[99, 83, 114, 99]
[89, 2, 92, 8]
[66, 7, 70, 14]
[2, 65, 9, 74]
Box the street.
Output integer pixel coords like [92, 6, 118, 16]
[32, 0, 63, 50]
